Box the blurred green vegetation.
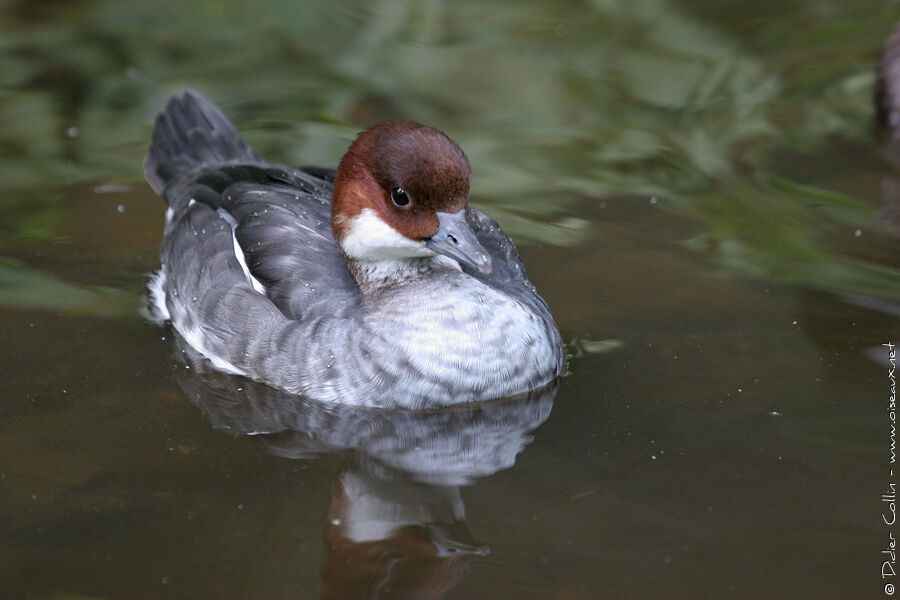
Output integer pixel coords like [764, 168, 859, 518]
[0, 257, 139, 317]
[0, 0, 897, 301]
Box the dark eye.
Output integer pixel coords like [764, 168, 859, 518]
[390, 187, 411, 207]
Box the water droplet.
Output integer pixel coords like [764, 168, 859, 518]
[116, 204, 126, 213]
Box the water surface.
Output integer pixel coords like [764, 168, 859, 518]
[1, 0, 898, 598]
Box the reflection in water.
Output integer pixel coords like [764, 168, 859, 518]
[322, 456, 485, 600]
[169, 332, 556, 598]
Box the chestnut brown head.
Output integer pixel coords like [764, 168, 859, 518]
[331, 121, 491, 274]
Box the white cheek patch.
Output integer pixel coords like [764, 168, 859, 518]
[339, 208, 434, 261]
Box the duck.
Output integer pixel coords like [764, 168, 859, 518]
[145, 91, 563, 409]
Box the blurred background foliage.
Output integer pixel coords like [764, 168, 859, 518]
[0, 0, 898, 301]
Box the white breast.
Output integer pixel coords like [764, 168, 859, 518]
[363, 271, 558, 400]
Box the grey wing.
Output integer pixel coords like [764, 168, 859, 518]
[466, 208, 543, 309]
[184, 164, 359, 320]
[466, 207, 566, 372]
[296, 166, 336, 183]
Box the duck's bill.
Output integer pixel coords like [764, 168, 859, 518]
[426, 209, 493, 275]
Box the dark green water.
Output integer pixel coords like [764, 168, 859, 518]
[1, 0, 898, 598]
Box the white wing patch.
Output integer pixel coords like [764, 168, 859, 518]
[217, 208, 266, 294]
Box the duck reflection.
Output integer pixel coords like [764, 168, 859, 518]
[320, 455, 485, 599]
[168, 333, 556, 598]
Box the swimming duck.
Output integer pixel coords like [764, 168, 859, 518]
[145, 91, 563, 408]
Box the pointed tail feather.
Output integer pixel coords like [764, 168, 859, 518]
[144, 91, 261, 197]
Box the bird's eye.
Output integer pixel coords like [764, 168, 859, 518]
[390, 187, 411, 207]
